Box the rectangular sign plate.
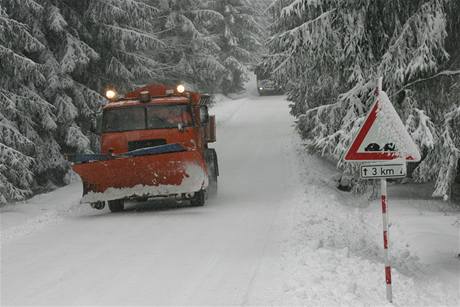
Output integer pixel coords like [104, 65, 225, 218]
[360, 163, 406, 179]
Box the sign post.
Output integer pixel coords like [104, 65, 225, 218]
[380, 178, 392, 302]
[344, 77, 421, 303]
[377, 77, 392, 303]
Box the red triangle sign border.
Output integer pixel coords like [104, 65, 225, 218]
[344, 93, 420, 162]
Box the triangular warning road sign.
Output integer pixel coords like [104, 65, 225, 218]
[344, 90, 421, 162]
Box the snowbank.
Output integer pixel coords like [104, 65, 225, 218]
[278, 143, 460, 305]
[0, 181, 83, 243]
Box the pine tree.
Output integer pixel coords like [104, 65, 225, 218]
[0, 0, 167, 204]
[157, 0, 226, 92]
[78, 0, 165, 91]
[50, 0, 166, 155]
[207, 0, 263, 93]
[0, 0, 268, 204]
[41, 1, 101, 160]
[265, 0, 460, 200]
[155, 0, 263, 94]
[0, 0, 57, 203]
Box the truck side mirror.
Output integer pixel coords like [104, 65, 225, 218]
[207, 115, 216, 143]
[91, 114, 102, 134]
[200, 106, 209, 125]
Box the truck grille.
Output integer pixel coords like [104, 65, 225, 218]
[128, 139, 166, 151]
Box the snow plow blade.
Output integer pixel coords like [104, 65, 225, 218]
[70, 145, 208, 203]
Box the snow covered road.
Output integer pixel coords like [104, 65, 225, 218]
[1, 85, 459, 306]
[1, 89, 302, 305]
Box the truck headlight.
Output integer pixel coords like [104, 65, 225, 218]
[176, 84, 185, 94]
[105, 89, 117, 100]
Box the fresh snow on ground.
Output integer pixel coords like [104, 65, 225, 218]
[1, 77, 459, 306]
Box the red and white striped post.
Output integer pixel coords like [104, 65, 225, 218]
[377, 77, 393, 303]
[381, 178, 392, 302]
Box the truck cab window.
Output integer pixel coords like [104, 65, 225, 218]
[147, 105, 193, 129]
[102, 108, 145, 132]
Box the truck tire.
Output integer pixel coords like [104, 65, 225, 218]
[91, 201, 105, 210]
[191, 190, 205, 207]
[108, 199, 124, 212]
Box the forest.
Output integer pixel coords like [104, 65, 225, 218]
[1, 0, 459, 204]
[0, 0, 267, 204]
[263, 0, 460, 200]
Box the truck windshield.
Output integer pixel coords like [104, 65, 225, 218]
[102, 107, 145, 132]
[102, 105, 193, 132]
[147, 105, 192, 129]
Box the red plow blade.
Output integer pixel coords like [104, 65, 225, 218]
[72, 150, 208, 203]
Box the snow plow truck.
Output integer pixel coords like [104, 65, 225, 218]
[68, 84, 219, 212]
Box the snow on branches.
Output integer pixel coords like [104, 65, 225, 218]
[158, 0, 262, 93]
[265, 0, 460, 200]
[0, 0, 266, 204]
[0, 0, 103, 204]
[379, 0, 450, 92]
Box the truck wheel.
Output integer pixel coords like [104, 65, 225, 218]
[191, 190, 205, 207]
[91, 201, 105, 210]
[108, 199, 124, 212]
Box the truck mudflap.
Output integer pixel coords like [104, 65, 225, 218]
[71, 148, 209, 203]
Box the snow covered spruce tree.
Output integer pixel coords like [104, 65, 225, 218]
[52, 0, 169, 151]
[40, 1, 103, 164]
[156, 0, 263, 93]
[0, 0, 60, 204]
[0, 0, 176, 204]
[265, 0, 460, 199]
[81, 0, 166, 91]
[154, 0, 226, 92]
[206, 0, 263, 93]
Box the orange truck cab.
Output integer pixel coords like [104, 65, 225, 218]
[69, 84, 218, 212]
